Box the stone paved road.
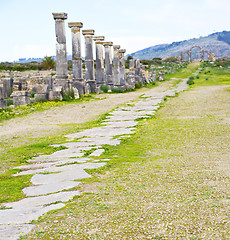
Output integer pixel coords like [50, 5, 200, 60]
[0, 80, 188, 240]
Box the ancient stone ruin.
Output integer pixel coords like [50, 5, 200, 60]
[180, 45, 215, 62]
[0, 12, 162, 109]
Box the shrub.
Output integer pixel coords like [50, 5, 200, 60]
[7, 100, 13, 106]
[206, 78, 209, 80]
[189, 76, 195, 80]
[100, 85, 109, 93]
[135, 82, 142, 89]
[111, 88, 124, 93]
[30, 91, 36, 98]
[196, 75, 200, 79]
[36, 98, 47, 103]
[187, 79, 194, 85]
[63, 88, 75, 101]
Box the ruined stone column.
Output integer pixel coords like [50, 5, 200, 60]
[180, 52, 184, 62]
[82, 29, 96, 93]
[93, 36, 105, 86]
[188, 51, 192, 63]
[127, 59, 135, 89]
[119, 49, 126, 86]
[141, 64, 146, 84]
[152, 68, 156, 82]
[68, 22, 84, 95]
[135, 59, 141, 83]
[52, 13, 68, 90]
[0, 84, 7, 109]
[201, 50, 204, 61]
[113, 45, 120, 86]
[103, 42, 113, 86]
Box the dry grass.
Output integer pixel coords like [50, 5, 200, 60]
[26, 84, 230, 239]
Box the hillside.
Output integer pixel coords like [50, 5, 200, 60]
[130, 31, 230, 60]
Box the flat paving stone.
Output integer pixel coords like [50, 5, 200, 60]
[23, 162, 106, 196]
[4, 191, 80, 210]
[0, 224, 35, 240]
[89, 149, 105, 156]
[0, 203, 65, 224]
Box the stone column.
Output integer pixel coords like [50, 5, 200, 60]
[0, 84, 7, 109]
[141, 64, 146, 84]
[93, 36, 105, 86]
[159, 72, 165, 81]
[68, 22, 84, 95]
[180, 52, 184, 62]
[188, 51, 192, 63]
[103, 42, 113, 86]
[119, 49, 126, 86]
[135, 59, 141, 83]
[127, 59, 135, 89]
[52, 13, 68, 90]
[152, 68, 157, 81]
[82, 29, 96, 93]
[113, 45, 120, 86]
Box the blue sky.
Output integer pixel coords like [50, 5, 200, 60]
[0, 0, 229, 61]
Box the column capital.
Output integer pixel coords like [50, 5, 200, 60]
[52, 12, 68, 20]
[103, 41, 113, 47]
[119, 49, 126, 54]
[113, 45, 120, 50]
[68, 22, 83, 29]
[93, 36, 105, 42]
[82, 29, 95, 36]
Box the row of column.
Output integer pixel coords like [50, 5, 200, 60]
[53, 12, 131, 94]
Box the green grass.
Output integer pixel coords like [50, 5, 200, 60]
[0, 173, 32, 203]
[192, 65, 230, 86]
[26, 79, 230, 239]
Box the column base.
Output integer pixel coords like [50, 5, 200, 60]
[86, 80, 96, 93]
[54, 75, 68, 91]
[72, 79, 85, 95]
[105, 75, 113, 86]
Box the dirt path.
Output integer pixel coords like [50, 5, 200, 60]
[0, 81, 171, 146]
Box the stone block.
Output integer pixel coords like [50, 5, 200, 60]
[48, 90, 54, 101]
[35, 93, 48, 101]
[11, 91, 30, 106]
[159, 73, 165, 81]
[0, 99, 7, 109]
[53, 86, 63, 100]
[84, 83, 91, 94]
[73, 87, 79, 99]
[34, 84, 49, 94]
[0, 78, 13, 98]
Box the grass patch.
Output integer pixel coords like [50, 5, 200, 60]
[0, 173, 32, 203]
[193, 64, 230, 87]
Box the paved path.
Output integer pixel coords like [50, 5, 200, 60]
[0, 79, 189, 239]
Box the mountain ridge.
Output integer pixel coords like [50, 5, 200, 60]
[130, 31, 230, 60]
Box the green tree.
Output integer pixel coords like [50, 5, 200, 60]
[127, 55, 133, 60]
[41, 56, 55, 70]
